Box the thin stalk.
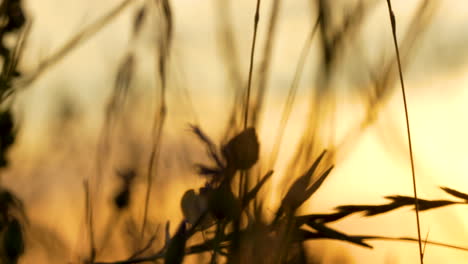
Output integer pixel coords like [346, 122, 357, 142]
[141, 0, 172, 238]
[243, 0, 261, 129]
[140, 78, 166, 238]
[239, 0, 261, 204]
[84, 180, 96, 262]
[268, 16, 320, 169]
[251, 0, 281, 127]
[422, 228, 430, 260]
[385, 1, 423, 263]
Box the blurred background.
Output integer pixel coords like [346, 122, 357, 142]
[3, 0, 468, 263]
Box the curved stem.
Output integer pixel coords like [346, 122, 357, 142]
[385, 1, 423, 263]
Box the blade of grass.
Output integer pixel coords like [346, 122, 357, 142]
[298, 225, 372, 248]
[251, 0, 281, 127]
[238, 0, 261, 201]
[440, 187, 468, 202]
[422, 228, 430, 260]
[242, 170, 273, 206]
[385, 1, 423, 262]
[243, 0, 261, 129]
[83, 180, 96, 262]
[141, 0, 172, 238]
[268, 16, 320, 169]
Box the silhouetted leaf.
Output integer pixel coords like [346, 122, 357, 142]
[242, 170, 273, 206]
[385, 195, 456, 211]
[280, 150, 328, 213]
[302, 165, 334, 201]
[441, 187, 468, 202]
[296, 211, 353, 225]
[181, 189, 211, 227]
[336, 203, 403, 216]
[415, 199, 455, 211]
[302, 194, 459, 227]
[308, 221, 372, 248]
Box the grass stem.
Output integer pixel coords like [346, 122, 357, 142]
[385, 1, 423, 263]
[243, 0, 261, 129]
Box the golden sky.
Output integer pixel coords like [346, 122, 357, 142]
[8, 0, 468, 263]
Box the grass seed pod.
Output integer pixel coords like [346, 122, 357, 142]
[222, 128, 259, 170]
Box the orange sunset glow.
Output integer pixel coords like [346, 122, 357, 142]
[1, 0, 468, 264]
